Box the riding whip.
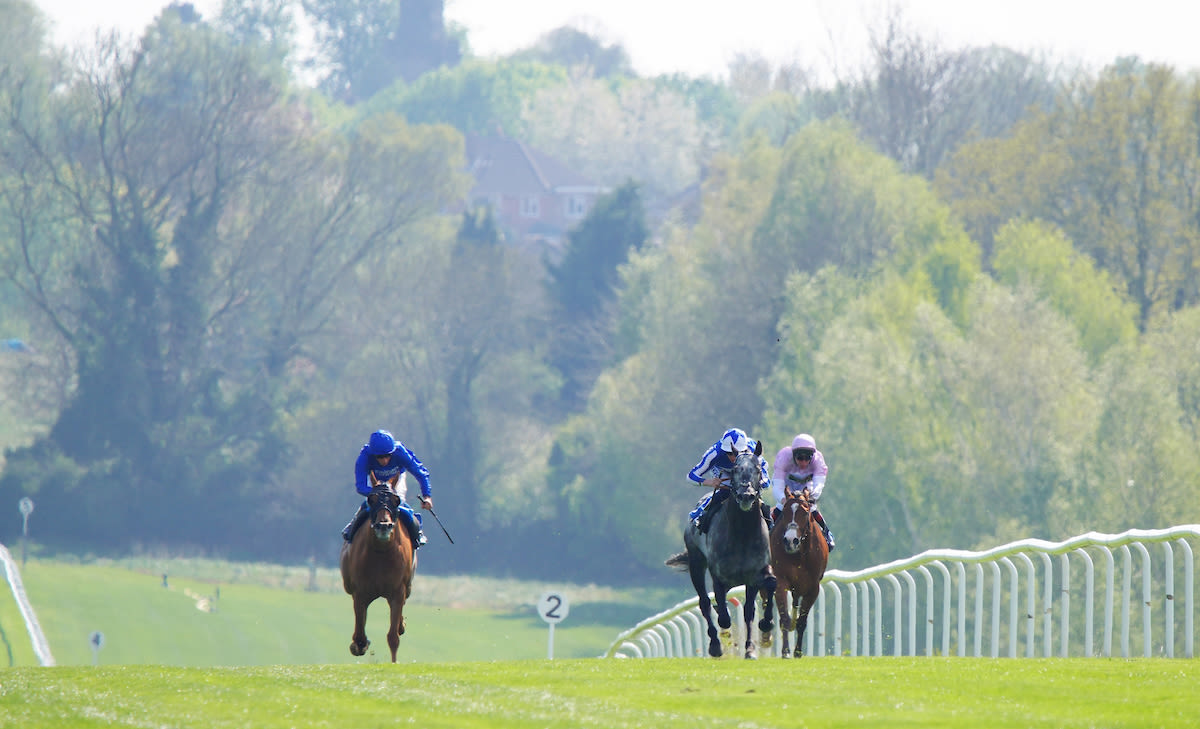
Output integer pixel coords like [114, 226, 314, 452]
[427, 507, 455, 544]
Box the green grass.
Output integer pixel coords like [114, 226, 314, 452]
[0, 658, 1194, 728]
[7, 558, 679, 666]
[0, 571, 37, 668]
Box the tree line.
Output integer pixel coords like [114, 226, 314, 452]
[1, 0, 1197, 584]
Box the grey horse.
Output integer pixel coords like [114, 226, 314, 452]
[666, 440, 777, 658]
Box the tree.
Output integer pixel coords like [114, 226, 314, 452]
[826, 9, 1059, 179]
[302, 0, 461, 102]
[991, 220, 1138, 363]
[508, 25, 632, 79]
[363, 58, 566, 136]
[546, 182, 648, 408]
[939, 62, 1200, 331]
[0, 18, 464, 556]
[521, 74, 707, 205]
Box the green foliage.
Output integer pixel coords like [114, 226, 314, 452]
[507, 25, 633, 79]
[1060, 311, 1200, 534]
[734, 91, 810, 147]
[547, 182, 649, 407]
[366, 58, 568, 135]
[554, 122, 987, 570]
[763, 276, 1100, 562]
[522, 75, 707, 202]
[0, 23, 465, 558]
[992, 220, 1138, 362]
[651, 73, 741, 139]
[940, 63, 1200, 330]
[302, 0, 461, 102]
[1, 658, 1195, 728]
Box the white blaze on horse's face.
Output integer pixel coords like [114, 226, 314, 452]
[782, 501, 804, 553]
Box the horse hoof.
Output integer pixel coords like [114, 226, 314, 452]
[708, 643, 723, 658]
[350, 640, 369, 656]
[744, 649, 758, 660]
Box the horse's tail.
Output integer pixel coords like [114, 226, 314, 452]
[665, 551, 690, 570]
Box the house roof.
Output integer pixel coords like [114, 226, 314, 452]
[465, 134, 604, 196]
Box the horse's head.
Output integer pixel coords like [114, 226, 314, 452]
[776, 486, 816, 554]
[366, 480, 402, 543]
[727, 440, 766, 512]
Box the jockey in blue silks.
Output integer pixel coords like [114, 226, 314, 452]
[687, 428, 772, 534]
[341, 429, 434, 547]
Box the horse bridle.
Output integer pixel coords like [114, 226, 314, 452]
[781, 491, 814, 544]
[368, 488, 401, 525]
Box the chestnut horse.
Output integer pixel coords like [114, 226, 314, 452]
[769, 486, 829, 658]
[666, 441, 777, 659]
[339, 472, 415, 662]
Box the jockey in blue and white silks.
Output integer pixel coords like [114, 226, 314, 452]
[342, 429, 434, 546]
[687, 428, 771, 533]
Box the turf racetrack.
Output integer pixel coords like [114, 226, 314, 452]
[1, 657, 1194, 728]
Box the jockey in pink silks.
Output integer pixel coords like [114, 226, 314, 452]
[771, 433, 835, 552]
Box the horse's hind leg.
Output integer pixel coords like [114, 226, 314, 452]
[349, 595, 371, 656]
[386, 594, 406, 663]
[687, 557, 722, 657]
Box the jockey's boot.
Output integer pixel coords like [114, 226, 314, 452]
[409, 521, 428, 548]
[813, 509, 835, 552]
[760, 502, 774, 529]
[695, 490, 729, 534]
[342, 504, 368, 543]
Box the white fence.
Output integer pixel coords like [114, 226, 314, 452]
[605, 525, 1198, 659]
[0, 544, 55, 666]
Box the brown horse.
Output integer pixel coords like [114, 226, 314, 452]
[339, 472, 415, 662]
[769, 486, 829, 658]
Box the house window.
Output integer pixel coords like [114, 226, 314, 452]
[520, 195, 541, 218]
[564, 195, 588, 219]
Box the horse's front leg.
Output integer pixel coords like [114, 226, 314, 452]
[712, 579, 732, 630]
[756, 566, 777, 642]
[386, 593, 407, 663]
[774, 580, 794, 658]
[794, 587, 820, 658]
[742, 586, 759, 660]
[349, 594, 371, 657]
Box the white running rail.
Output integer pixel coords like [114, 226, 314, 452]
[0, 544, 55, 666]
[605, 525, 1198, 659]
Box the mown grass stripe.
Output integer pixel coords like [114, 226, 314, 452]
[0, 659, 1194, 729]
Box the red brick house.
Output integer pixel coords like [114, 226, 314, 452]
[465, 134, 608, 253]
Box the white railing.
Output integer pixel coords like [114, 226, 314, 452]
[604, 525, 1198, 659]
[0, 544, 55, 666]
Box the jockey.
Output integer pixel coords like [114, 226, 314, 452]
[687, 428, 771, 534]
[341, 429, 434, 547]
[771, 433, 835, 551]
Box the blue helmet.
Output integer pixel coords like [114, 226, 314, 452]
[719, 428, 749, 454]
[368, 429, 397, 456]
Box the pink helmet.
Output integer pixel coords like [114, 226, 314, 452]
[792, 433, 816, 450]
